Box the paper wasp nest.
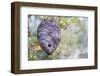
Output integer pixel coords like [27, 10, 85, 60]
[37, 20, 61, 55]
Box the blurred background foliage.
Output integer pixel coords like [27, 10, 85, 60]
[28, 15, 88, 60]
